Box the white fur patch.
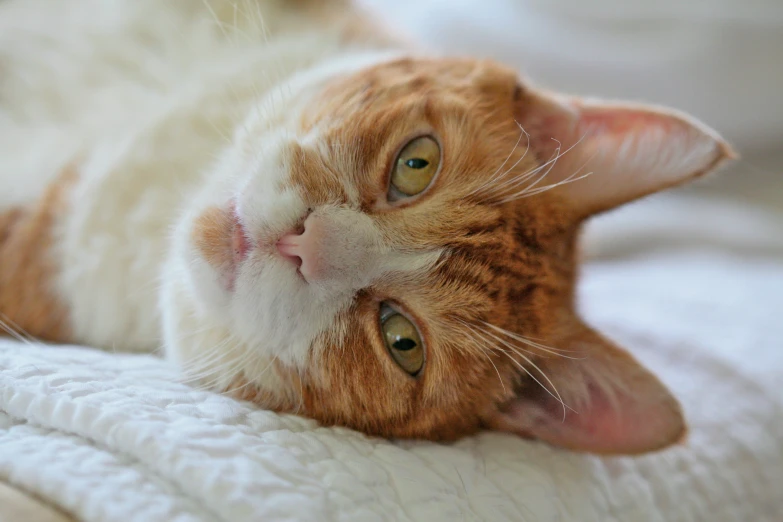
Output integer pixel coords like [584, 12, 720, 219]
[1, 0, 413, 400]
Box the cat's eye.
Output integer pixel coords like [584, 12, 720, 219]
[380, 304, 424, 376]
[388, 136, 440, 200]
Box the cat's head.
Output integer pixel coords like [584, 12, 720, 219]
[163, 55, 732, 454]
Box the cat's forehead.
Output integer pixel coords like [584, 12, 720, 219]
[301, 57, 521, 128]
[285, 57, 544, 216]
[345, 57, 519, 95]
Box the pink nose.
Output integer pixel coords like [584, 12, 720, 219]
[276, 215, 322, 281]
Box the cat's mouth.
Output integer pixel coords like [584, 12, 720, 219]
[194, 199, 305, 293]
[231, 206, 252, 267]
[224, 201, 253, 291]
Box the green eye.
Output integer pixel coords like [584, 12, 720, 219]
[380, 304, 424, 376]
[389, 136, 440, 199]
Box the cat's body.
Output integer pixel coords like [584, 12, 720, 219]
[0, 0, 733, 453]
[0, 0, 392, 349]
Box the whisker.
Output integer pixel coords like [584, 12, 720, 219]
[498, 148, 599, 203]
[469, 122, 530, 197]
[177, 336, 247, 382]
[506, 173, 592, 202]
[453, 320, 507, 394]
[0, 314, 38, 345]
[185, 352, 253, 390]
[489, 137, 563, 195]
[478, 327, 574, 419]
[179, 352, 248, 383]
[512, 138, 564, 195]
[492, 125, 536, 189]
[488, 131, 591, 203]
[456, 318, 539, 360]
[482, 350, 507, 394]
[0, 319, 31, 345]
[480, 321, 584, 359]
[219, 356, 278, 397]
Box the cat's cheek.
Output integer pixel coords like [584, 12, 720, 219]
[172, 234, 236, 323]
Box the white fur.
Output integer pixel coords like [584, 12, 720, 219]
[0, 1, 437, 397]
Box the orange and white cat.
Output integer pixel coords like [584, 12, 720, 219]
[0, 0, 733, 454]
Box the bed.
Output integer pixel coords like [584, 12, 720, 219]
[2, 189, 782, 521]
[3, 1, 783, 520]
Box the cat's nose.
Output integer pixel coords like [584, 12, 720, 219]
[276, 214, 322, 281]
[275, 208, 379, 289]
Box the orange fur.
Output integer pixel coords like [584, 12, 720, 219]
[203, 58, 715, 453]
[192, 206, 235, 269]
[0, 167, 76, 343]
[3, 6, 731, 455]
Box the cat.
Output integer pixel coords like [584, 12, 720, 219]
[0, 0, 734, 454]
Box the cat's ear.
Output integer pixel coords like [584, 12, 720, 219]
[483, 325, 685, 454]
[515, 88, 736, 217]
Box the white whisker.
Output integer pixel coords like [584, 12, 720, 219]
[453, 320, 507, 394]
[478, 326, 574, 420]
[484, 131, 591, 204]
[469, 122, 530, 197]
[480, 321, 584, 359]
[498, 147, 599, 203]
[0, 314, 38, 346]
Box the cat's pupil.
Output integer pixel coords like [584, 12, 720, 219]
[393, 338, 417, 351]
[405, 158, 429, 169]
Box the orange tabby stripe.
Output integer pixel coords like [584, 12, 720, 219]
[0, 166, 76, 342]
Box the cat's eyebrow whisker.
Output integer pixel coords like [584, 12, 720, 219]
[453, 320, 507, 394]
[482, 350, 507, 395]
[481, 136, 565, 200]
[492, 124, 537, 188]
[491, 131, 590, 202]
[465, 317, 576, 358]
[456, 319, 572, 413]
[488, 338, 573, 420]
[505, 172, 593, 203]
[469, 122, 530, 197]
[488, 145, 561, 200]
[478, 326, 574, 419]
[499, 148, 599, 203]
[480, 321, 584, 359]
[512, 137, 564, 195]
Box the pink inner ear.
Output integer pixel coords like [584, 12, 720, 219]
[493, 381, 685, 455]
[518, 90, 734, 217]
[484, 329, 686, 455]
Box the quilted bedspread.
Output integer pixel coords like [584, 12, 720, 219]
[1, 193, 782, 522]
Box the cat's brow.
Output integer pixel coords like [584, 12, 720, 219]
[467, 121, 530, 198]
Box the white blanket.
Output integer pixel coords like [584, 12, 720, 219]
[2, 193, 782, 522]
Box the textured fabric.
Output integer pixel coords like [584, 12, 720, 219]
[2, 195, 782, 522]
